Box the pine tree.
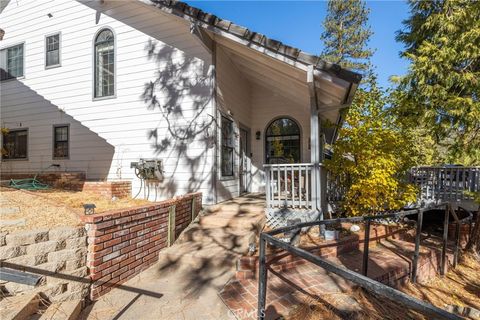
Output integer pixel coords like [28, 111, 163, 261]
[320, 0, 374, 74]
[321, 0, 422, 215]
[394, 0, 480, 165]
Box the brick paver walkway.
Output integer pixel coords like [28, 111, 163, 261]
[220, 236, 453, 319]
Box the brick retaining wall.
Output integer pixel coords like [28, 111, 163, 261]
[1, 172, 86, 190]
[81, 192, 202, 300]
[0, 226, 89, 302]
[82, 181, 132, 199]
[448, 222, 472, 247]
[236, 224, 414, 280]
[1, 172, 131, 198]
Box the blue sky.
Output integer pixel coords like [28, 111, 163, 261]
[187, 1, 410, 89]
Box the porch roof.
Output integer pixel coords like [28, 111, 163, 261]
[144, 0, 362, 85]
[141, 0, 363, 144]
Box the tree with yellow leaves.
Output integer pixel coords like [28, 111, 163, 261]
[325, 79, 421, 215]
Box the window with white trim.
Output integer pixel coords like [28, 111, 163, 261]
[2, 129, 28, 159]
[0, 44, 24, 81]
[46, 34, 60, 68]
[94, 29, 115, 98]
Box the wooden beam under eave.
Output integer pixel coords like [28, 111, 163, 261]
[190, 22, 213, 53]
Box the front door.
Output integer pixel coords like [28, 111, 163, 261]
[239, 128, 249, 194]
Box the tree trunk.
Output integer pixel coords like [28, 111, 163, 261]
[466, 210, 480, 255]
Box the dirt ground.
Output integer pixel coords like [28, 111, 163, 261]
[288, 253, 480, 320]
[0, 187, 150, 232]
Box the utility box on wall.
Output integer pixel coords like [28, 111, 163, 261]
[130, 159, 163, 181]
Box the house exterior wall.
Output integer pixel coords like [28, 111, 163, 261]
[215, 46, 252, 201]
[214, 46, 312, 195]
[0, 0, 215, 203]
[249, 84, 311, 193]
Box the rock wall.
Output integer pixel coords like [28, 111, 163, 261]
[0, 226, 88, 302]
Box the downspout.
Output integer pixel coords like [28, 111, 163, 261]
[212, 39, 218, 204]
[307, 66, 324, 228]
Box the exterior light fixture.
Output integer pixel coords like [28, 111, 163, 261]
[83, 203, 96, 215]
[256, 131, 261, 140]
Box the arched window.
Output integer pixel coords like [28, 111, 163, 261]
[265, 117, 301, 164]
[94, 28, 114, 98]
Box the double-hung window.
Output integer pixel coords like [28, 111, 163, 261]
[2, 129, 28, 159]
[0, 43, 24, 80]
[94, 29, 115, 98]
[221, 116, 234, 177]
[46, 33, 60, 68]
[53, 125, 69, 158]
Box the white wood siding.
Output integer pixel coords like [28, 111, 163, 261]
[0, 0, 215, 203]
[215, 46, 252, 201]
[214, 44, 312, 196]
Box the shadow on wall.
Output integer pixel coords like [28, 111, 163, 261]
[141, 40, 219, 200]
[77, 0, 235, 202]
[0, 78, 115, 180]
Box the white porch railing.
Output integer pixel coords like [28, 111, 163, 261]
[264, 163, 314, 211]
[409, 166, 480, 201]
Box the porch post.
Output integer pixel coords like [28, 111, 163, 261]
[307, 66, 322, 218]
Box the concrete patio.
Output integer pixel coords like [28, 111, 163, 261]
[80, 194, 266, 320]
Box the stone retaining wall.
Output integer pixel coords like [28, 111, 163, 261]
[0, 226, 89, 302]
[81, 192, 202, 300]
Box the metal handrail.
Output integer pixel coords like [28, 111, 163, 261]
[257, 202, 469, 320]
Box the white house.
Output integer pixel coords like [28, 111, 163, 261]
[0, 0, 361, 208]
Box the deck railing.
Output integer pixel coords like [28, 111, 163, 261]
[409, 166, 480, 201]
[264, 163, 314, 211]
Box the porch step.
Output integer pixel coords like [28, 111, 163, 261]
[0, 293, 41, 320]
[38, 299, 82, 320]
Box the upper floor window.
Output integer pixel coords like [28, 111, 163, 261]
[94, 28, 115, 98]
[0, 43, 24, 81]
[3, 129, 28, 159]
[46, 33, 60, 68]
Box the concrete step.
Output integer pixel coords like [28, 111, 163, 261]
[38, 299, 82, 320]
[175, 223, 253, 246]
[156, 241, 240, 274]
[0, 293, 40, 320]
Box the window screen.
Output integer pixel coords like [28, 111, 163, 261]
[3, 129, 27, 159]
[53, 125, 69, 158]
[94, 29, 115, 98]
[46, 34, 60, 67]
[221, 116, 234, 176]
[0, 44, 24, 80]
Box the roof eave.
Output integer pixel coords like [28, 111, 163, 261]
[142, 0, 363, 85]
